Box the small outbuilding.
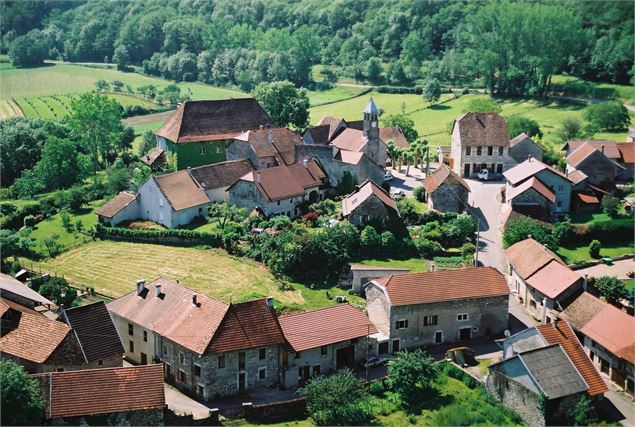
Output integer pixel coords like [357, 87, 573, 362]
[95, 191, 140, 226]
[341, 180, 399, 226]
[421, 164, 470, 213]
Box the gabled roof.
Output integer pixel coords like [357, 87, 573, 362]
[525, 260, 581, 300]
[510, 132, 538, 148]
[503, 157, 568, 186]
[95, 191, 138, 219]
[564, 140, 620, 160]
[617, 142, 634, 164]
[342, 180, 399, 217]
[252, 128, 302, 165]
[41, 364, 165, 419]
[422, 163, 470, 194]
[567, 143, 623, 169]
[61, 301, 124, 363]
[566, 169, 588, 185]
[330, 128, 367, 152]
[452, 112, 509, 147]
[505, 238, 563, 280]
[333, 149, 365, 165]
[537, 321, 608, 395]
[304, 125, 331, 146]
[155, 99, 274, 144]
[580, 301, 635, 365]
[317, 116, 347, 141]
[506, 177, 555, 203]
[153, 170, 211, 211]
[371, 267, 509, 306]
[0, 298, 70, 364]
[379, 127, 409, 149]
[189, 159, 253, 190]
[279, 304, 376, 352]
[0, 273, 53, 306]
[208, 298, 285, 354]
[140, 148, 165, 167]
[561, 292, 608, 331]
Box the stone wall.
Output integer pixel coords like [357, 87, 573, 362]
[577, 152, 619, 185]
[451, 126, 516, 178]
[347, 196, 391, 226]
[509, 140, 543, 163]
[428, 184, 468, 213]
[365, 284, 391, 336]
[486, 371, 544, 427]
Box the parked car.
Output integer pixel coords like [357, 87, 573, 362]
[445, 347, 476, 367]
[477, 169, 489, 181]
[383, 172, 394, 182]
[392, 190, 405, 200]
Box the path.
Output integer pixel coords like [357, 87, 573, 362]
[574, 258, 635, 279]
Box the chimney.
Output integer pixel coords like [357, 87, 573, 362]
[268, 131, 273, 143]
[541, 298, 547, 325]
[192, 293, 198, 306]
[583, 274, 588, 292]
[259, 124, 264, 130]
[136, 279, 145, 295]
[256, 171, 262, 183]
[431, 264, 435, 272]
[303, 159, 308, 168]
[601, 145, 604, 154]
[527, 154, 532, 162]
[187, 166, 192, 176]
[266, 296, 274, 308]
[155, 284, 162, 297]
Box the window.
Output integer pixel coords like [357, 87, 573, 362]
[557, 185, 564, 193]
[56, 368, 64, 372]
[487, 146, 493, 156]
[194, 364, 201, 377]
[290, 199, 293, 204]
[143, 331, 148, 342]
[179, 352, 184, 364]
[178, 369, 187, 383]
[129, 340, 134, 353]
[238, 351, 246, 370]
[320, 346, 327, 356]
[496, 164, 503, 174]
[277, 201, 281, 205]
[98, 360, 103, 366]
[258, 367, 266, 380]
[423, 315, 438, 326]
[218, 355, 225, 369]
[197, 385, 204, 397]
[295, 351, 302, 359]
[200, 147, 206, 155]
[165, 363, 171, 377]
[216, 146, 222, 154]
[457, 313, 469, 321]
[557, 201, 562, 208]
[163, 345, 167, 356]
[312, 365, 321, 376]
[128, 323, 134, 336]
[396, 319, 408, 329]
[259, 348, 266, 360]
[530, 299, 537, 309]
[378, 342, 389, 355]
[498, 147, 504, 156]
[465, 146, 471, 156]
[476, 146, 483, 156]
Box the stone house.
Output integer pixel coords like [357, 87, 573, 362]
[449, 112, 515, 179]
[278, 304, 377, 388]
[505, 238, 583, 323]
[0, 272, 54, 309]
[188, 159, 253, 202]
[228, 160, 327, 219]
[348, 265, 410, 294]
[365, 267, 509, 354]
[508, 133, 544, 163]
[33, 364, 165, 426]
[341, 180, 400, 227]
[155, 98, 274, 170]
[421, 164, 470, 213]
[96, 191, 140, 226]
[562, 292, 635, 396]
[227, 128, 301, 169]
[503, 157, 572, 217]
[488, 320, 607, 426]
[566, 142, 624, 186]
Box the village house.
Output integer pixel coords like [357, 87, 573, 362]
[228, 160, 327, 219]
[365, 267, 509, 354]
[562, 292, 635, 396]
[227, 128, 301, 169]
[505, 238, 583, 322]
[503, 156, 572, 217]
[566, 142, 624, 187]
[421, 163, 470, 213]
[348, 265, 410, 294]
[278, 304, 377, 388]
[436, 146, 451, 166]
[108, 278, 285, 399]
[563, 139, 635, 182]
[341, 179, 400, 226]
[33, 364, 165, 426]
[487, 320, 607, 427]
[449, 112, 515, 179]
[95, 191, 140, 226]
[508, 133, 544, 163]
[0, 272, 54, 311]
[1, 298, 123, 373]
[188, 159, 253, 202]
[155, 98, 274, 170]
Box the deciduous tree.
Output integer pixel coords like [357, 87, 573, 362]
[0, 360, 44, 426]
[252, 81, 310, 130]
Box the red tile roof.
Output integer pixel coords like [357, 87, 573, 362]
[208, 299, 284, 354]
[617, 142, 634, 164]
[565, 140, 620, 160]
[330, 128, 367, 152]
[317, 116, 346, 141]
[422, 164, 470, 194]
[453, 112, 509, 147]
[567, 143, 603, 168]
[189, 159, 254, 190]
[252, 128, 302, 165]
[279, 304, 377, 352]
[342, 180, 398, 217]
[525, 260, 581, 299]
[140, 148, 165, 167]
[537, 321, 608, 396]
[372, 267, 509, 306]
[153, 170, 211, 211]
[45, 364, 165, 418]
[575, 192, 600, 204]
[507, 177, 555, 203]
[380, 127, 409, 149]
[503, 157, 568, 185]
[581, 303, 635, 365]
[334, 149, 365, 165]
[505, 238, 564, 280]
[95, 191, 138, 219]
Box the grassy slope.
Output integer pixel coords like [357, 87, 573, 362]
[557, 240, 634, 265]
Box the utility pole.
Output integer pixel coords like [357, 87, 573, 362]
[425, 145, 430, 177]
[474, 217, 481, 267]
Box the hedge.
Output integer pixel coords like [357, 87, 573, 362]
[375, 85, 423, 94]
[95, 223, 221, 246]
[571, 218, 633, 242]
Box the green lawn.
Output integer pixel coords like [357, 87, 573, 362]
[307, 86, 369, 107]
[551, 74, 635, 104]
[557, 239, 634, 265]
[355, 257, 428, 272]
[623, 279, 635, 291]
[569, 212, 613, 224]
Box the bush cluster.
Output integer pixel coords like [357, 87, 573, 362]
[95, 223, 221, 246]
[571, 218, 632, 242]
[375, 85, 423, 94]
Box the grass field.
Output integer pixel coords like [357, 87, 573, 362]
[355, 257, 428, 272]
[557, 239, 634, 265]
[307, 86, 369, 106]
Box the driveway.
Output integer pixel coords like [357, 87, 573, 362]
[387, 163, 440, 196]
[575, 258, 635, 279]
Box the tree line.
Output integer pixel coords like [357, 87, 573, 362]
[3, 0, 633, 94]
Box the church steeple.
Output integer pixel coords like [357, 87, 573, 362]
[363, 98, 379, 140]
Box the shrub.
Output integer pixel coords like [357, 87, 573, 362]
[369, 380, 385, 396]
[551, 220, 571, 245]
[594, 276, 629, 304]
[589, 239, 601, 258]
[388, 349, 439, 401]
[95, 223, 221, 247]
[413, 186, 425, 202]
[583, 101, 630, 131]
[415, 238, 443, 258]
[461, 242, 476, 258]
[375, 86, 422, 94]
[503, 215, 554, 248]
[601, 195, 620, 218]
[23, 215, 36, 228]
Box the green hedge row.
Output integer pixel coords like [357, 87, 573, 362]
[375, 85, 423, 94]
[571, 218, 633, 242]
[95, 223, 221, 246]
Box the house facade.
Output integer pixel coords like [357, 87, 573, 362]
[450, 112, 515, 179]
[95, 191, 140, 226]
[566, 142, 624, 186]
[188, 159, 253, 202]
[341, 180, 400, 226]
[348, 265, 410, 294]
[508, 133, 544, 163]
[226, 128, 300, 169]
[365, 267, 509, 354]
[422, 164, 470, 213]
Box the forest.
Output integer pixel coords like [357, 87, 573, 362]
[2, 0, 633, 96]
